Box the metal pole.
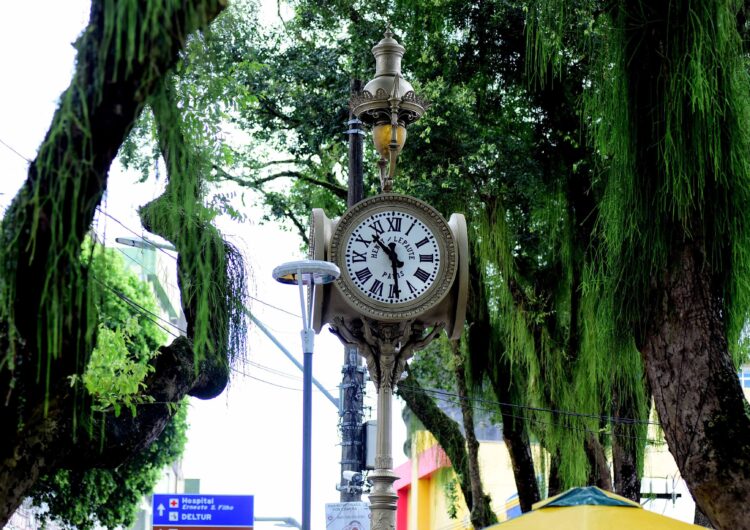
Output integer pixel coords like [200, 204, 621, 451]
[299, 273, 314, 530]
[347, 79, 364, 207]
[302, 345, 313, 530]
[341, 79, 366, 502]
[368, 356, 398, 530]
[271, 260, 340, 530]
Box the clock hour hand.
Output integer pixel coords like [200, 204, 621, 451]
[388, 242, 404, 267]
[373, 235, 404, 267]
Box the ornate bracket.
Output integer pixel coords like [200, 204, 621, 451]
[330, 317, 444, 389]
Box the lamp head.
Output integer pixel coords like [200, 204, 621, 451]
[349, 29, 429, 128]
[272, 260, 340, 286]
[372, 122, 407, 159]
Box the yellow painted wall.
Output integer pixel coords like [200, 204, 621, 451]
[403, 433, 527, 529]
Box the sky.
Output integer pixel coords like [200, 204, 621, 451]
[0, 2, 406, 529]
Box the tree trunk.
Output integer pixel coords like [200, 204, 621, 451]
[641, 242, 750, 530]
[451, 342, 497, 528]
[501, 408, 541, 512]
[694, 505, 714, 528]
[612, 429, 641, 502]
[396, 370, 483, 521]
[547, 453, 562, 497]
[611, 385, 647, 502]
[467, 257, 541, 513]
[584, 432, 612, 491]
[0, 0, 227, 525]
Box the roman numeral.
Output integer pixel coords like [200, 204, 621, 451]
[351, 250, 367, 263]
[406, 281, 416, 294]
[369, 220, 385, 235]
[415, 237, 430, 248]
[405, 221, 416, 236]
[388, 284, 400, 298]
[354, 234, 370, 246]
[355, 268, 373, 283]
[386, 217, 402, 232]
[414, 267, 430, 283]
[419, 254, 434, 262]
[369, 279, 384, 296]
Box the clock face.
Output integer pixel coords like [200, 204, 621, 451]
[329, 194, 458, 320]
[344, 210, 441, 304]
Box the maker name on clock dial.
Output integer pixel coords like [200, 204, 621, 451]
[345, 210, 440, 304]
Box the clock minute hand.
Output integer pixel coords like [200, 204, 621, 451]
[391, 260, 401, 298]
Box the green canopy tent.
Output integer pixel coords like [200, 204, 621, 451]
[485, 487, 703, 530]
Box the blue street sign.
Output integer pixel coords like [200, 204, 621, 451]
[152, 494, 254, 528]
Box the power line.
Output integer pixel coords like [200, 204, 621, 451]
[245, 359, 302, 381]
[247, 294, 300, 318]
[0, 137, 32, 162]
[399, 384, 658, 427]
[96, 207, 178, 262]
[103, 209, 302, 321]
[230, 366, 303, 391]
[418, 387, 662, 445]
[92, 275, 186, 337]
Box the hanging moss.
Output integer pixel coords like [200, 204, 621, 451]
[528, 0, 750, 366]
[472, 184, 649, 489]
[139, 79, 248, 391]
[0, 0, 229, 414]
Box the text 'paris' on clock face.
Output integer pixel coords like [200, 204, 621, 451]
[345, 210, 441, 304]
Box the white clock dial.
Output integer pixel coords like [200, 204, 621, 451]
[344, 210, 441, 304]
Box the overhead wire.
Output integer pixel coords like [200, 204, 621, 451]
[0, 137, 336, 395]
[399, 384, 659, 427]
[101, 208, 302, 321]
[91, 275, 186, 337]
[230, 366, 304, 391]
[96, 207, 178, 262]
[0, 137, 32, 163]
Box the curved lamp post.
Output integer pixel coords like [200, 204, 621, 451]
[272, 260, 340, 530]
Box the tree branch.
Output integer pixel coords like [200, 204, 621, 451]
[214, 165, 347, 200]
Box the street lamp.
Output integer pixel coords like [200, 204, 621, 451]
[272, 259, 340, 530]
[115, 236, 176, 251]
[349, 26, 429, 192]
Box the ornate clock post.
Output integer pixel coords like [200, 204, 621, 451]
[310, 29, 469, 530]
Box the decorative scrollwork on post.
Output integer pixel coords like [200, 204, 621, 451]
[329, 317, 444, 390]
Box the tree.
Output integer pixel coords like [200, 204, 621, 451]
[529, 1, 750, 527]
[26, 246, 187, 529]
[154, 0, 651, 515]
[397, 337, 498, 528]
[0, 0, 247, 525]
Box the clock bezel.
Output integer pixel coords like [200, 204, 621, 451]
[330, 193, 458, 321]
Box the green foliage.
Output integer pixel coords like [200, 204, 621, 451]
[440, 469, 461, 519]
[114, 0, 656, 497]
[83, 325, 155, 417]
[528, 1, 750, 367]
[28, 242, 185, 529]
[31, 402, 189, 530]
[0, 0, 227, 409]
[139, 79, 249, 372]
